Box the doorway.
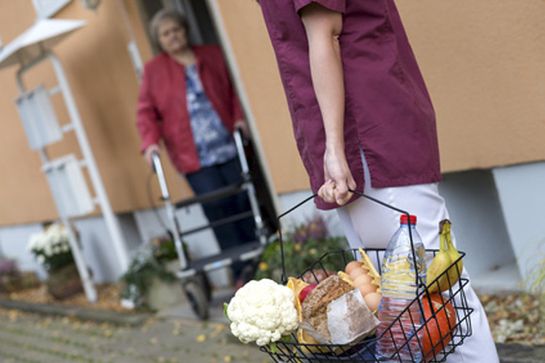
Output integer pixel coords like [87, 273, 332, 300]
[134, 0, 278, 242]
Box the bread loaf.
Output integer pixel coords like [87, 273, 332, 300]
[301, 275, 353, 341]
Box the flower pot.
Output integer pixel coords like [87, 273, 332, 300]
[0, 273, 21, 293]
[145, 261, 185, 311]
[46, 263, 83, 300]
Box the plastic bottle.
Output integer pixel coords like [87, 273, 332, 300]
[377, 214, 426, 361]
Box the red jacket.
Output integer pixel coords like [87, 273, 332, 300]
[136, 45, 243, 174]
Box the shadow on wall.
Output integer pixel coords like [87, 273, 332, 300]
[439, 169, 517, 278]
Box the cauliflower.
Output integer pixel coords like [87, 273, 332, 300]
[226, 279, 298, 346]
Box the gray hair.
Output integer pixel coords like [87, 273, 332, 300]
[149, 9, 190, 51]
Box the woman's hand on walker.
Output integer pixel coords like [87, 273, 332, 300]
[144, 144, 160, 168]
[234, 119, 250, 138]
[318, 148, 356, 205]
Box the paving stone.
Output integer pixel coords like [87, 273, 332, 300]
[0, 307, 265, 363]
[1, 306, 543, 362]
[497, 343, 545, 363]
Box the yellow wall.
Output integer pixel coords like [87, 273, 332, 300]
[215, 0, 545, 182]
[396, 0, 545, 172]
[0, 0, 189, 225]
[1, 0, 545, 225]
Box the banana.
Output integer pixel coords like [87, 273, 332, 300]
[443, 220, 463, 281]
[426, 219, 462, 293]
[426, 250, 452, 293]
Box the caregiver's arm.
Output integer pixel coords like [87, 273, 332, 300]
[301, 3, 355, 205]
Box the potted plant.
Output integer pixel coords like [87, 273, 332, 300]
[27, 223, 83, 300]
[0, 258, 20, 294]
[121, 236, 185, 311]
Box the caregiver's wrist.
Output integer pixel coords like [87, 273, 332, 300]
[325, 141, 345, 155]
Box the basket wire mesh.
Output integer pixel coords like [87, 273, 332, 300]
[260, 190, 473, 362]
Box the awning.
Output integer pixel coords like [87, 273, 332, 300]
[0, 18, 85, 70]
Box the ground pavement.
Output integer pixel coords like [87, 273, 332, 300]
[0, 306, 265, 363]
[0, 304, 543, 363]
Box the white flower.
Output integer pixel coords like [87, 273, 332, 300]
[27, 223, 72, 265]
[27, 232, 44, 252]
[43, 245, 52, 257]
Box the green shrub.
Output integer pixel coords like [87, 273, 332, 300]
[255, 216, 348, 281]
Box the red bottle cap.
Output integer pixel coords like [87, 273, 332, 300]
[400, 214, 417, 225]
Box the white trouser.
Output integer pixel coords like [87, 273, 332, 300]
[336, 154, 499, 363]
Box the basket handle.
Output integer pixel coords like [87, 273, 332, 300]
[276, 189, 421, 287]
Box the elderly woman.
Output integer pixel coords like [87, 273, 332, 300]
[136, 9, 254, 287]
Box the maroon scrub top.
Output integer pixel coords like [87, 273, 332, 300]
[259, 0, 442, 210]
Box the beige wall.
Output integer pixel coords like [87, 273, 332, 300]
[396, 0, 545, 172]
[0, 0, 189, 225]
[215, 0, 545, 185]
[1, 0, 545, 225]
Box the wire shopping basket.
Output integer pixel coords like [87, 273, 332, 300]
[260, 190, 473, 362]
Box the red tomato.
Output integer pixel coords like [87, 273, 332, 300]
[421, 293, 457, 359]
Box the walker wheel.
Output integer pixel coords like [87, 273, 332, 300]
[195, 271, 212, 302]
[184, 280, 209, 320]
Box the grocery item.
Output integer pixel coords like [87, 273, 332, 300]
[286, 277, 321, 348]
[421, 293, 456, 359]
[286, 277, 308, 315]
[301, 275, 354, 342]
[349, 267, 368, 280]
[357, 283, 377, 298]
[342, 251, 382, 312]
[363, 291, 382, 312]
[227, 279, 298, 346]
[326, 289, 380, 345]
[353, 273, 372, 287]
[337, 271, 354, 286]
[299, 283, 317, 303]
[301, 275, 379, 344]
[377, 214, 426, 361]
[345, 260, 363, 275]
[344, 249, 381, 291]
[427, 219, 463, 293]
[358, 248, 382, 293]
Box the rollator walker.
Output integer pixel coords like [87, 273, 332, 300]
[150, 129, 277, 320]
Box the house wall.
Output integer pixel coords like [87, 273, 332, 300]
[0, 0, 190, 226]
[214, 0, 545, 188]
[1, 1, 545, 225]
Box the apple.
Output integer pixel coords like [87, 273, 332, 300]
[298, 284, 317, 303]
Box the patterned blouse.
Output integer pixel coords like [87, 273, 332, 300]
[185, 64, 237, 167]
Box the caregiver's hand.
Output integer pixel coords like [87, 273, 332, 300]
[318, 147, 356, 205]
